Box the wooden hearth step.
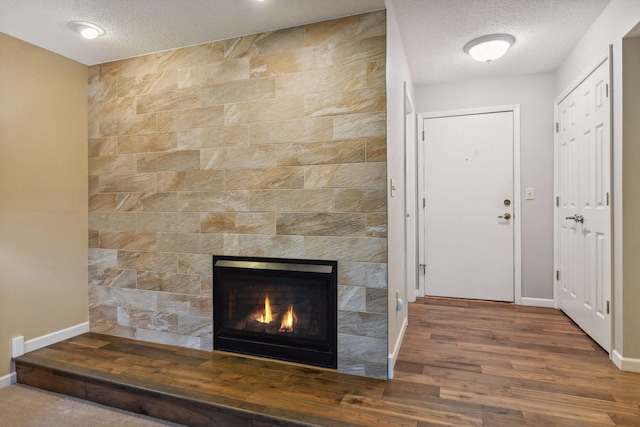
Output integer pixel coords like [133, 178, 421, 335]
[13, 333, 388, 427]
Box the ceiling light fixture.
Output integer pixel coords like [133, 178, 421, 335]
[70, 21, 106, 39]
[463, 34, 515, 63]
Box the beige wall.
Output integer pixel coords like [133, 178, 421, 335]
[0, 33, 88, 379]
[87, 12, 388, 378]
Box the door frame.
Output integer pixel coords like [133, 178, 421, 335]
[417, 105, 522, 303]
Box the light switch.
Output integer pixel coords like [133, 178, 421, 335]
[525, 187, 535, 200]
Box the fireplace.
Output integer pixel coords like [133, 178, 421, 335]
[213, 256, 337, 368]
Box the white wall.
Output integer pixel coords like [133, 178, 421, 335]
[385, 0, 415, 376]
[416, 72, 556, 300]
[555, 0, 640, 365]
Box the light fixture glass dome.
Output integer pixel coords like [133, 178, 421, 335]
[69, 21, 106, 39]
[464, 34, 515, 63]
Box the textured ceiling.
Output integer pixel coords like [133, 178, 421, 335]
[0, 0, 611, 87]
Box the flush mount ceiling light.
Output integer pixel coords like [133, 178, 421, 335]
[70, 21, 106, 39]
[463, 34, 515, 63]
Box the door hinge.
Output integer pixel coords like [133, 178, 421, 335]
[606, 84, 609, 98]
[419, 264, 426, 274]
[606, 192, 610, 206]
[606, 300, 610, 314]
[556, 196, 560, 207]
[422, 130, 425, 141]
[423, 198, 426, 208]
[556, 270, 560, 281]
[555, 122, 559, 133]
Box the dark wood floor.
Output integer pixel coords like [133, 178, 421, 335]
[15, 297, 640, 426]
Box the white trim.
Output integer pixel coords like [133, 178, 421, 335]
[417, 105, 522, 304]
[13, 322, 89, 357]
[520, 297, 555, 308]
[0, 372, 16, 389]
[11, 337, 24, 358]
[612, 349, 640, 373]
[387, 315, 408, 379]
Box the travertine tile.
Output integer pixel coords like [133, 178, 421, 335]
[156, 293, 213, 317]
[276, 140, 365, 166]
[338, 285, 366, 312]
[225, 26, 304, 59]
[157, 106, 224, 132]
[177, 315, 212, 337]
[156, 232, 223, 254]
[98, 173, 157, 193]
[156, 42, 225, 72]
[249, 50, 306, 78]
[89, 229, 99, 248]
[338, 311, 386, 338]
[89, 305, 118, 325]
[99, 231, 157, 251]
[118, 250, 178, 273]
[366, 213, 387, 237]
[224, 96, 304, 125]
[116, 70, 179, 97]
[276, 213, 365, 236]
[118, 307, 179, 333]
[88, 65, 101, 84]
[89, 97, 136, 120]
[89, 155, 137, 175]
[118, 132, 177, 154]
[136, 329, 200, 349]
[100, 55, 158, 81]
[304, 236, 387, 262]
[136, 212, 200, 233]
[328, 36, 386, 67]
[200, 212, 275, 234]
[178, 126, 248, 150]
[223, 234, 304, 258]
[249, 189, 333, 212]
[365, 137, 386, 162]
[366, 288, 387, 314]
[89, 137, 118, 157]
[339, 262, 387, 289]
[157, 170, 225, 192]
[88, 121, 100, 139]
[337, 333, 386, 364]
[225, 167, 304, 190]
[89, 194, 117, 212]
[178, 58, 249, 88]
[334, 112, 386, 139]
[88, 80, 117, 103]
[89, 213, 137, 232]
[178, 191, 250, 212]
[136, 88, 200, 114]
[249, 117, 333, 145]
[334, 187, 386, 212]
[304, 163, 386, 188]
[199, 77, 275, 106]
[137, 271, 201, 295]
[116, 192, 178, 212]
[177, 253, 213, 275]
[90, 323, 136, 338]
[366, 60, 385, 88]
[304, 88, 385, 117]
[117, 114, 157, 135]
[137, 150, 200, 172]
[89, 175, 99, 194]
[98, 119, 119, 137]
[111, 287, 158, 311]
[276, 63, 366, 97]
[201, 146, 276, 170]
[89, 268, 137, 289]
[304, 10, 385, 47]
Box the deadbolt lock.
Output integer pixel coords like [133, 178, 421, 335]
[504, 199, 511, 206]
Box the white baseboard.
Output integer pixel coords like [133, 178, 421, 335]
[11, 322, 90, 358]
[520, 297, 555, 308]
[612, 349, 640, 373]
[387, 316, 408, 380]
[0, 372, 16, 389]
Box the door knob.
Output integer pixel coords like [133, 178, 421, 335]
[498, 213, 511, 220]
[565, 214, 584, 223]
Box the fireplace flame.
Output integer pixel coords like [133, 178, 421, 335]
[280, 305, 295, 332]
[258, 295, 272, 323]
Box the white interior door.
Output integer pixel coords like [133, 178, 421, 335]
[405, 88, 417, 303]
[556, 53, 611, 352]
[424, 112, 514, 302]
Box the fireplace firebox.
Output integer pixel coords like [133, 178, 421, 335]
[213, 256, 337, 368]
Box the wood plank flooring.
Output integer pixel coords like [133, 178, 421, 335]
[14, 297, 640, 426]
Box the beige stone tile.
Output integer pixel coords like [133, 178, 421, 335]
[90, 305, 118, 326]
[88, 80, 117, 103]
[117, 307, 179, 333]
[99, 231, 157, 251]
[88, 65, 101, 84]
[199, 77, 275, 106]
[89, 175, 99, 194]
[304, 88, 385, 118]
[338, 285, 366, 311]
[178, 126, 248, 150]
[116, 192, 178, 212]
[89, 194, 118, 212]
[118, 250, 178, 273]
[249, 50, 305, 78]
[156, 232, 223, 254]
[136, 212, 200, 233]
[136, 329, 200, 349]
[98, 173, 157, 193]
[334, 112, 386, 139]
[366, 60, 385, 88]
[177, 253, 212, 275]
[116, 70, 179, 97]
[201, 146, 276, 170]
[339, 262, 387, 289]
[365, 137, 386, 162]
[177, 314, 212, 337]
[223, 234, 304, 258]
[89, 213, 137, 231]
[157, 106, 224, 132]
[304, 163, 386, 188]
[157, 170, 225, 192]
[225, 26, 304, 59]
[224, 96, 304, 125]
[276, 213, 365, 236]
[249, 117, 333, 145]
[329, 35, 386, 67]
[100, 55, 158, 81]
[276, 63, 366, 97]
[276, 140, 365, 166]
[99, 119, 120, 137]
[88, 155, 137, 175]
[90, 323, 136, 338]
[304, 11, 385, 47]
[89, 97, 136, 120]
[118, 132, 177, 154]
[304, 236, 387, 262]
[89, 229, 99, 248]
[334, 187, 386, 212]
[225, 167, 304, 190]
[156, 42, 225, 71]
[136, 88, 200, 114]
[137, 150, 200, 172]
[88, 120, 100, 138]
[250, 189, 333, 212]
[156, 293, 212, 317]
[137, 271, 201, 295]
[200, 212, 275, 234]
[366, 213, 387, 237]
[178, 191, 250, 212]
[116, 114, 157, 136]
[89, 137, 118, 157]
[178, 58, 249, 88]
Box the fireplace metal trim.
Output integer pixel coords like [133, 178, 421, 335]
[214, 259, 333, 274]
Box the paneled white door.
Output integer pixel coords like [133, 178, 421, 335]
[424, 112, 514, 302]
[556, 54, 611, 352]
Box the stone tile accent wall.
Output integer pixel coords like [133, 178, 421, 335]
[88, 11, 387, 379]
